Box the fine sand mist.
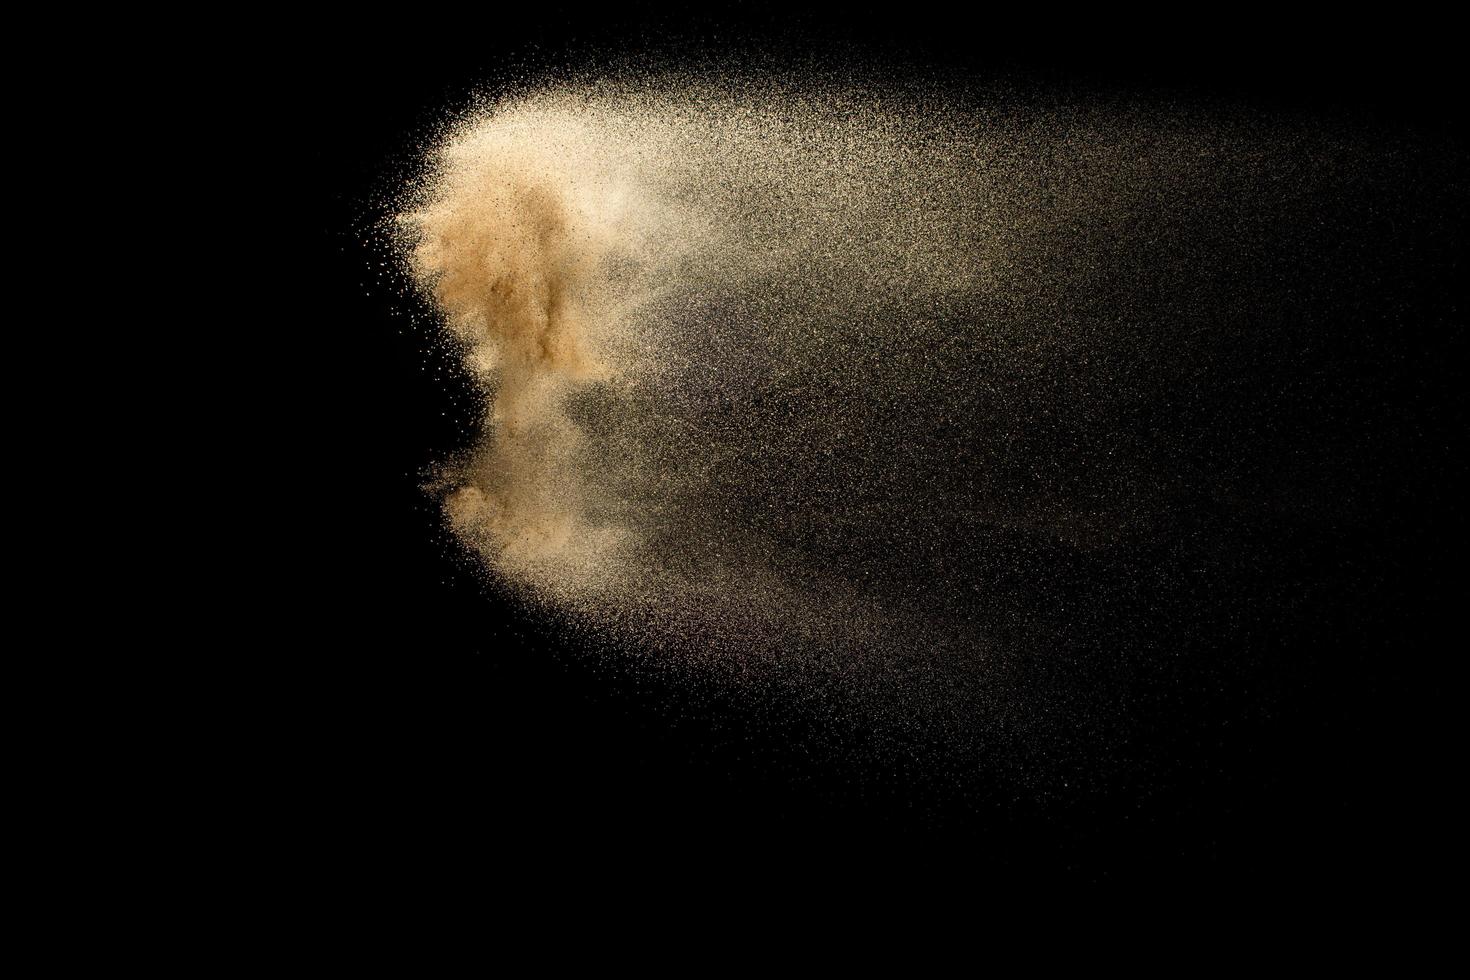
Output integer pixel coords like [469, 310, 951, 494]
[391, 78, 1383, 772]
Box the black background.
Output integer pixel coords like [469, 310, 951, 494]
[294, 4, 1463, 889]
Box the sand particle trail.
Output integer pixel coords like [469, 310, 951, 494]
[390, 77, 1380, 775]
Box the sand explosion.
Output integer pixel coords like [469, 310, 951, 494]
[392, 78, 1379, 767]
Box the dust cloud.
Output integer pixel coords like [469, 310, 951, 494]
[390, 77, 1376, 771]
